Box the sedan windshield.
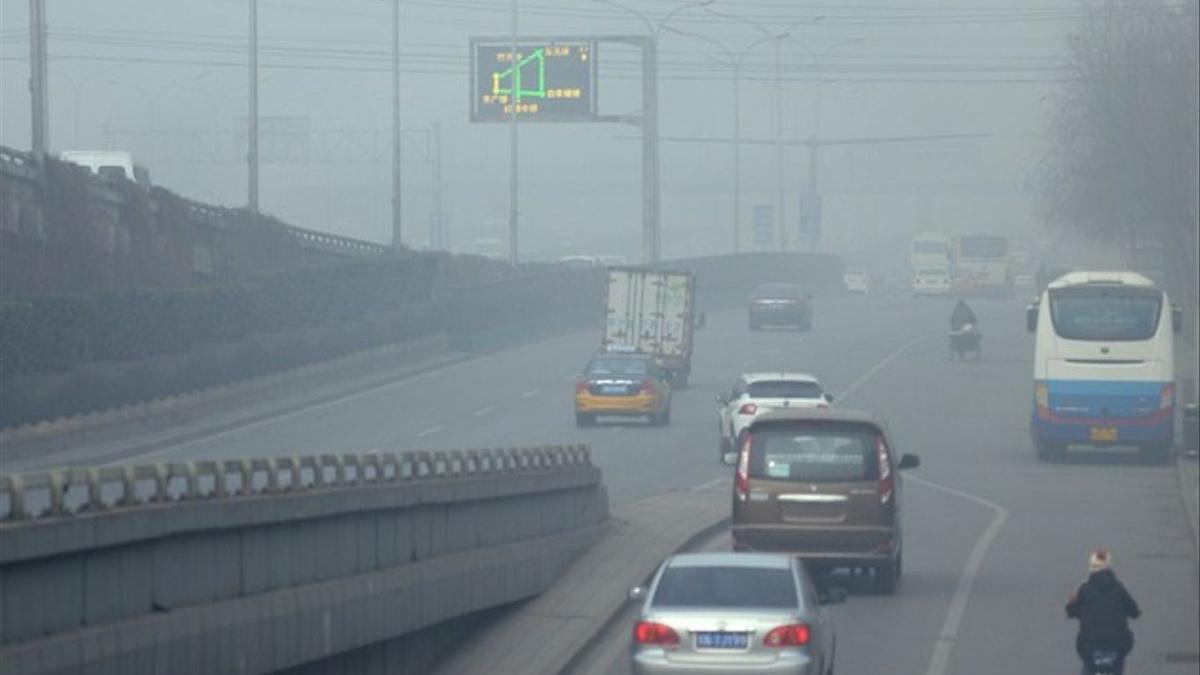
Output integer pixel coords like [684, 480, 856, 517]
[653, 566, 797, 609]
[747, 381, 823, 399]
[587, 358, 648, 377]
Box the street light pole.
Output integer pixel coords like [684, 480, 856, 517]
[29, 0, 48, 161]
[773, 38, 786, 251]
[391, 0, 403, 250]
[247, 0, 259, 226]
[592, 0, 712, 265]
[508, 0, 519, 267]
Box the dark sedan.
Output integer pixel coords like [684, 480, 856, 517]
[748, 283, 813, 331]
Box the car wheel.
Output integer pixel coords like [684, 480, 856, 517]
[875, 559, 899, 595]
[575, 412, 594, 427]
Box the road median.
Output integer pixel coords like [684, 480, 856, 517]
[429, 481, 730, 675]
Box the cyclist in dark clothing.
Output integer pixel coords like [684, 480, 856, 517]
[950, 300, 977, 332]
[1066, 549, 1141, 674]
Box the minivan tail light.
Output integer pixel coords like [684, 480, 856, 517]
[877, 435, 894, 507]
[575, 379, 588, 394]
[738, 403, 758, 415]
[764, 624, 811, 647]
[641, 378, 655, 393]
[734, 434, 752, 501]
[634, 621, 679, 646]
[1161, 384, 1174, 410]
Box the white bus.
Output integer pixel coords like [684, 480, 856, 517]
[1027, 271, 1181, 461]
[955, 234, 1011, 297]
[910, 231, 951, 272]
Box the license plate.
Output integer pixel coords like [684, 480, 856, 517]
[601, 385, 625, 394]
[1090, 426, 1119, 442]
[695, 632, 749, 649]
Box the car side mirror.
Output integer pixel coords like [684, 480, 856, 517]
[898, 454, 920, 471]
[722, 451, 739, 466]
[1171, 305, 1182, 334]
[824, 393, 835, 404]
[818, 585, 848, 605]
[628, 586, 647, 602]
[1026, 304, 1039, 333]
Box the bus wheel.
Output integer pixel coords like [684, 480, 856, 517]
[1139, 443, 1173, 465]
[1036, 441, 1064, 462]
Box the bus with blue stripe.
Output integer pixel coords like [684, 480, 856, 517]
[1026, 271, 1181, 460]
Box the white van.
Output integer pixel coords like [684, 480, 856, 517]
[59, 151, 151, 188]
[1026, 271, 1181, 460]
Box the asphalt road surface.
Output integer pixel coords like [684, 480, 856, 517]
[17, 294, 1200, 673]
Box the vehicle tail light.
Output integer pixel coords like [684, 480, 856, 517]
[734, 433, 752, 501]
[634, 621, 679, 646]
[1161, 383, 1174, 410]
[1035, 383, 1049, 411]
[575, 379, 588, 394]
[642, 378, 655, 393]
[738, 403, 758, 415]
[764, 624, 810, 647]
[877, 435, 894, 507]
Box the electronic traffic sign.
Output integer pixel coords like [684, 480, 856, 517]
[470, 40, 598, 122]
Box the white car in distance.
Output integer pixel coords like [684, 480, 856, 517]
[913, 267, 952, 297]
[843, 268, 870, 294]
[715, 373, 832, 458]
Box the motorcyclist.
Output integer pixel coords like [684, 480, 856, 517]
[1066, 549, 1141, 674]
[950, 300, 978, 333]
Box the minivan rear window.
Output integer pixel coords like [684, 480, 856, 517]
[747, 381, 822, 399]
[750, 426, 879, 482]
[652, 566, 797, 609]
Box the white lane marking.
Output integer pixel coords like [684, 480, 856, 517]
[690, 477, 727, 491]
[110, 332, 590, 464]
[520, 387, 541, 399]
[415, 425, 445, 438]
[837, 336, 925, 403]
[472, 406, 495, 417]
[908, 474, 1010, 675]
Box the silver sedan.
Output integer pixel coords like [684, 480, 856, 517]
[629, 553, 843, 675]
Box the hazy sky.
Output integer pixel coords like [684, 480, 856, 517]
[0, 0, 1074, 262]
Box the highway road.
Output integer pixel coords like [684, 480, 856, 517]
[16, 293, 1200, 673]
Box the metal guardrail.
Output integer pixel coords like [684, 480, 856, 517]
[286, 224, 392, 255]
[0, 445, 591, 523]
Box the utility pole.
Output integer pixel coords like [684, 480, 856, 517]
[508, 0, 519, 267]
[391, 0, 403, 249]
[732, 60, 742, 253]
[247, 0, 259, 225]
[642, 35, 661, 264]
[29, 0, 48, 161]
[773, 38, 786, 251]
[432, 120, 445, 249]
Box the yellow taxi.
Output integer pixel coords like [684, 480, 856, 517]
[574, 352, 672, 426]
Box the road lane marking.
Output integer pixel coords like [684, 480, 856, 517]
[472, 406, 495, 417]
[415, 425, 445, 438]
[908, 474, 1009, 675]
[837, 336, 926, 403]
[520, 388, 541, 399]
[690, 477, 727, 491]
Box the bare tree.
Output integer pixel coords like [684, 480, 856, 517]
[1043, 0, 1198, 319]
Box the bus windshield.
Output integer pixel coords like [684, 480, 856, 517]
[1049, 286, 1162, 341]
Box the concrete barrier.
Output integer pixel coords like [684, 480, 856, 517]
[0, 445, 607, 675]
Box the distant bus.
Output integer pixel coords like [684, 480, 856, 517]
[910, 231, 951, 273]
[59, 150, 151, 188]
[1027, 271, 1180, 461]
[955, 234, 1011, 296]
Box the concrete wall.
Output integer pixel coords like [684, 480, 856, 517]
[0, 446, 606, 675]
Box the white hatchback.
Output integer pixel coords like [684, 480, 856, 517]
[715, 373, 832, 458]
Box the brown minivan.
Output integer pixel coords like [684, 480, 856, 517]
[726, 408, 920, 594]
